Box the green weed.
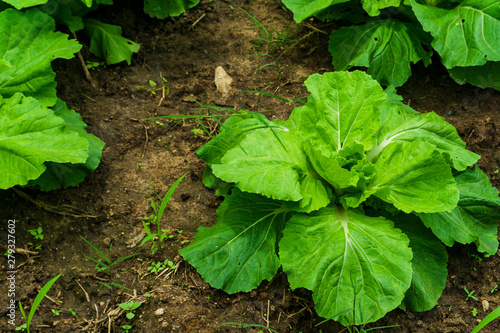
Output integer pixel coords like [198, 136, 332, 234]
[141, 174, 187, 254]
[17, 274, 61, 333]
[80, 236, 139, 290]
[119, 301, 142, 320]
[464, 287, 479, 301]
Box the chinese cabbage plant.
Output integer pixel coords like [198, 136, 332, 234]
[180, 71, 500, 326]
[0, 0, 200, 190]
[281, 0, 500, 90]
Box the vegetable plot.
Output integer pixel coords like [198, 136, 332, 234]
[281, 0, 500, 90]
[180, 71, 500, 326]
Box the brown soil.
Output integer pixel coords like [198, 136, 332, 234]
[1, 0, 499, 332]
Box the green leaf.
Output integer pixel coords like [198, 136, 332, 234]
[448, 62, 500, 91]
[28, 99, 105, 191]
[291, 71, 387, 152]
[212, 119, 332, 212]
[1, 0, 49, 10]
[361, 0, 401, 16]
[0, 8, 82, 107]
[368, 140, 459, 213]
[393, 214, 448, 312]
[196, 114, 270, 166]
[41, 0, 85, 33]
[25, 274, 61, 327]
[315, 0, 367, 23]
[410, 0, 500, 68]
[201, 166, 231, 196]
[383, 86, 420, 115]
[143, 0, 200, 19]
[0, 94, 89, 190]
[418, 166, 500, 256]
[279, 206, 412, 325]
[282, 0, 350, 22]
[369, 110, 480, 171]
[83, 19, 140, 65]
[179, 189, 292, 293]
[329, 19, 432, 87]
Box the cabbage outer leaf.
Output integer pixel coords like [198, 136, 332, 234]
[370, 110, 480, 171]
[212, 119, 332, 212]
[418, 166, 500, 256]
[28, 99, 105, 191]
[394, 214, 448, 312]
[179, 189, 292, 293]
[0, 94, 89, 189]
[0, 8, 82, 107]
[144, 0, 200, 19]
[368, 140, 458, 213]
[83, 19, 140, 65]
[410, 0, 500, 68]
[329, 20, 432, 87]
[279, 206, 412, 325]
[282, 0, 350, 23]
[1, 0, 49, 9]
[448, 62, 500, 91]
[361, 0, 401, 16]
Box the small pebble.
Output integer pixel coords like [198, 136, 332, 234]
[154, 308, 165, 316]
[482, 299, 489, 311]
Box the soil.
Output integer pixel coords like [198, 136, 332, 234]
[1, 0, 499, 332]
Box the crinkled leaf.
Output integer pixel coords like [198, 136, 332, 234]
[279, 206, 412, 325]
[1, 0, 49, 9]
[291, 71, 386, 152]
[448, 62, 500, 91]
[201, 166, 231, 197]
[144, 0, 200, 19]
[179, 189, 292, 293]
[41, 0, 85, 33]
[410, 0, 500, 68]
[368, 140, 459, 213]
[361, 0, 401, 16]
[329, 19, 432, 87]
[28, 99, 105, 191]
[369, 110, 480, 171]
[0, 94, 89, 189]
[212, 120, 332, 212]
[393, 214, 448, 312]
[0, 8, 82, 107]
[315, 0, 367, 23]
[282, 0, 350, 22]
[83, 19, 140, 65]
[418, 166, 500, 256]
[383, 86, 420, 115]
[196, 114, 272, 166]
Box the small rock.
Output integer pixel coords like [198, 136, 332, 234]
[154, 308, 165, 316]
[214, 66, 233, 100]
[482, 299, 489, 312]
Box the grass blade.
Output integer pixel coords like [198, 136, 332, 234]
[241, 89, 290, 103]
[80, 235, 110, 263]
[27, 274, 61, 328]
[84, 256, 111, 270]
[111, 252, 141, 266]
[471, 306, 500, 333]
[156, 173, 187, 225]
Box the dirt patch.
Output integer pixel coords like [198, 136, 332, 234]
[1, 0, 499, 332]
